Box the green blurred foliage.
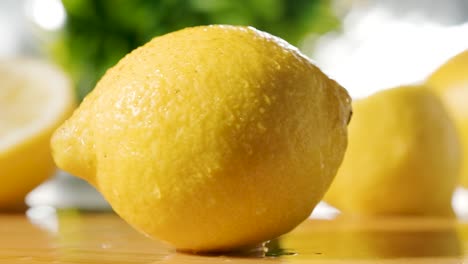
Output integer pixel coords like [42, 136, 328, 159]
[53, 0, 340, 100]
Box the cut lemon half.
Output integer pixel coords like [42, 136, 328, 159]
[0, 58, 75, 209]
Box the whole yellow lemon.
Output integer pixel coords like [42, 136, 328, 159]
[0, 59, 75, 209]
[51, 25, 351, 252]
[427, 49, 468, 187]
[325, 85, 460, 216]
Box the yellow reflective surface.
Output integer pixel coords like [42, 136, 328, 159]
[0, 211, 467, 263]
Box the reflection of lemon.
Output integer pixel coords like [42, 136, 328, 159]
[0, 59, 75, 209]
[427, 50, 468, 187]
[281, 218, 460, 260]
[325, 85, 460, 216]
[51, 25, 352, 252]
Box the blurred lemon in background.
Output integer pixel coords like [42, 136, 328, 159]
[325, 85, 460, 216]
[0, 59, 75, 209]
[51, 25, 351, 252]
[427, 49, 468, 187]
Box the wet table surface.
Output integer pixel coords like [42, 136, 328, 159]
[1, 210, 468, 263]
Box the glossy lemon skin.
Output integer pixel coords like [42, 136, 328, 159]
[325, 85, 460, 217]
[51, 25, 351, 252]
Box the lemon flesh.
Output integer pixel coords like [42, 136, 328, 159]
[51, 25, 351, 252]
[427, 50, 468, 187]
[0, 59, 75, 208]
[325, 85, 460, 216]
